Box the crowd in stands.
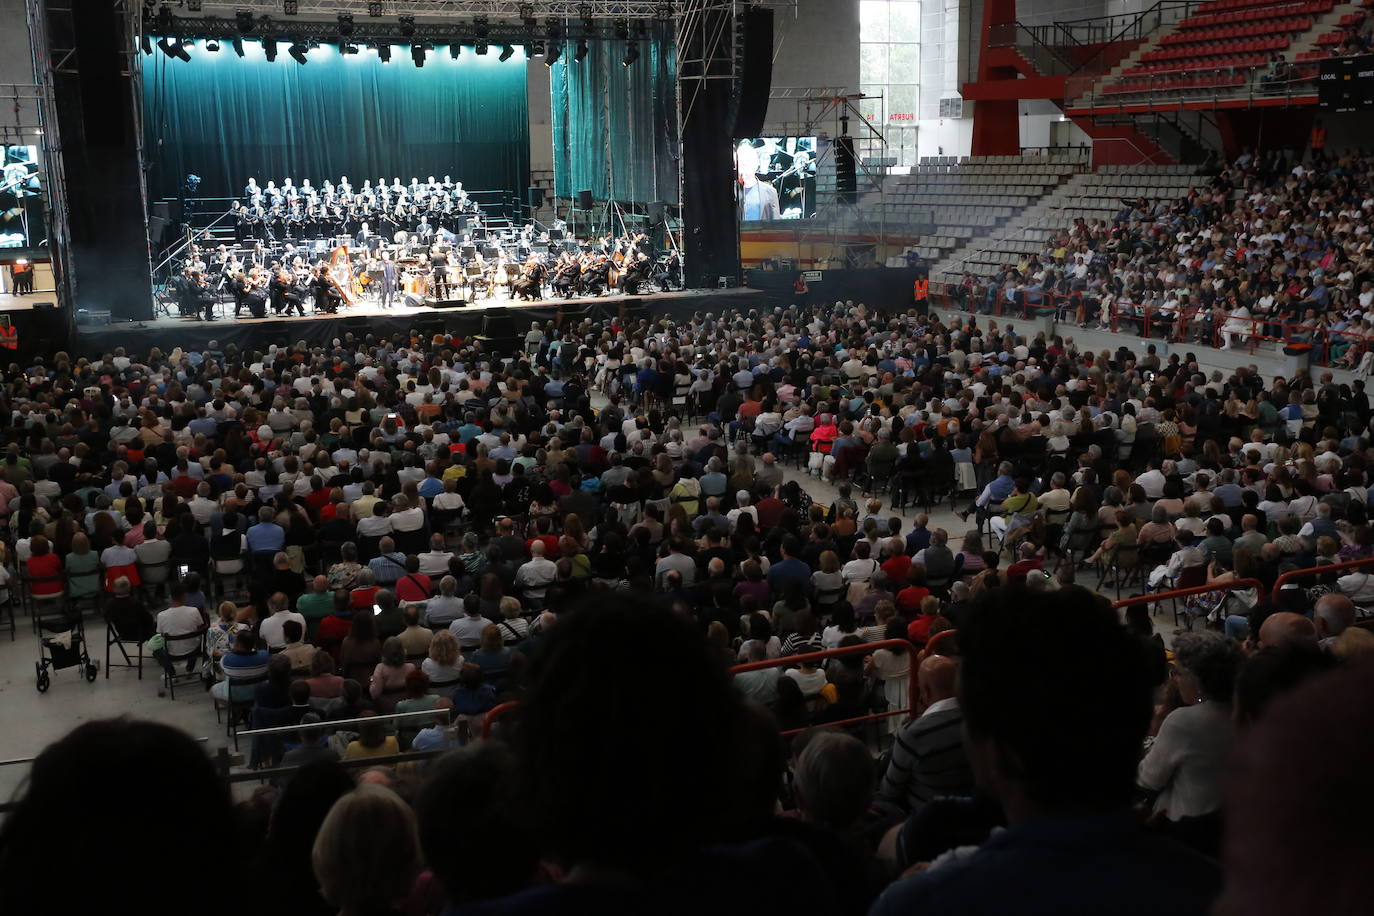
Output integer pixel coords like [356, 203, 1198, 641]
[0, 293, 1373, 913]
[949, 146, 1374, 366]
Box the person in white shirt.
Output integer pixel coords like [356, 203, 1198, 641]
[257, 592, 306, 650]
[514, 541, 557, 608]
[154, 583, 207, 674]
[187, 482, 218, 526]
[416, 533, 455, 577]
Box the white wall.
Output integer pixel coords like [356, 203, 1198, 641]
[916, 116, 974, 159]
[763, 0, 862, 133]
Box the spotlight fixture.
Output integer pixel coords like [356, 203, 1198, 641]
[376, 42, 391, 62]
[235, 11, 254, 33]
[574, 39, 589, 62]
[337, 13, 354, 35]
[448, 43, 461, 59]
[529, 39, 545, 58]
[473, 15, 489, 38]
[156, 4, 174, 33]
[519, 3, 536, 30]
[498, 42, 514, 61]
[545, 41, 562, 65]
[655, 2, 674, 20]
[613, 18, 629, 40]
[579, 3, 593, 28]
[340, 42, 359, 54]
[474, 38, 489, 54]
[621, 43, 639, 67]
[398, 14, 415, 37]
[186, 0, 201, 10]
[367, 0, 383, 16]
[158, 37, 191, 61]
[205, 38, 220, 52]
[264, 38, 278, 60]
[283, 0, 298, 15]
[411, 43, 427, 67]
[231, 37, 244, 56]
[546, 17, 563, 40]
[288, 42, 309, 64]
[140, 31, 152, 55]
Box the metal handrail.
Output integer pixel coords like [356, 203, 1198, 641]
[1271, 557, 1374, 603]
[1112, 578, 1264, 610]
[235, 707, 447, 738]
[150, 206, 236, 278]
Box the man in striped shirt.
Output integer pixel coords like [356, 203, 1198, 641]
[878, 654, 972, 812]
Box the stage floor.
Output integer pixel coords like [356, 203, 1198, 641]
[72, 286, 772, 354]
[132, 286, 718, 331]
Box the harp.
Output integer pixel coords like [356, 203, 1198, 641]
[327, 246, 358, 307]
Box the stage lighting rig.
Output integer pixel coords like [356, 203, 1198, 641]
[574, 39, 588, 62]
[529, 39, 545, 58]
[156, 4, 174, 33]
[398, 15, 415, 37]
[474, 38, 489, 54]
[231, 37, 245, 56]
[367, 0, 383, 16]
[288, 41, 308, 64]
[337, 13, 354, 36]
[655, 2, 674, 20]
[158, 37, 192, 61]
[140, 31, 153, 55]
[545, 41, 561, 65]
[622, 42, 639, 67]
[448, 43, 460, 59]
[340, 42, 359, 54]
[376, 43, 392, 62]
[519, 4, 536, 29]
[498, 43, 515, 61]
[235, 11, 254, 33]
[264, 38, 278, 60]
[205, 38, 220, 52]
[283, 0, 298, 15]
[411, 43, 427, 67]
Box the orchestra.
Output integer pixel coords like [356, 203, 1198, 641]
[168, 173, 682, 320]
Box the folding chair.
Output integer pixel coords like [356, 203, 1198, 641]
[158, 627, 207, 700]
[104, 609, 147, 679]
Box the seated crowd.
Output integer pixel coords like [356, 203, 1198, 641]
[0, 298, 1372, 914]
[951, 147, 1374, 365]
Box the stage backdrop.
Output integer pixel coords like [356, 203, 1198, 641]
[141, 40, 530, 204]
[549, 23, 678, 206]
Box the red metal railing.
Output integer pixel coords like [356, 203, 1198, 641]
[1270, 557, 1374, 603]
[1112, 577, 1263, 611]
[479, 638, 927, 740]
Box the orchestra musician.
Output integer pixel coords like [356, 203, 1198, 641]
[229, 270, 248, 318]
[267, 261, 290, 315]
[655, 251, 681, 293]
[511, 256, 546, 301]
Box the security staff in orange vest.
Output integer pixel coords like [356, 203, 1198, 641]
[1310, 119, 1326, 156]
[913, 275, 929, 311]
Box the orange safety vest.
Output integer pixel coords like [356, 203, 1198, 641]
[913, 277, 929, 301]
[0, 326, 17, 350]
[1311, 126, 1327, 149]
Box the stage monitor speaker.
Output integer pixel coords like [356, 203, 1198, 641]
[424, 297, 467, 309]
[732, 6, 774, 139]
[527, 186, 545, 210]
[621, 297, 646, 319]
[576, 189, 594, 210]
[481, 308, 516, 340]
[834, 136, 858, 205]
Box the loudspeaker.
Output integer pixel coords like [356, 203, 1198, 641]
[732, 6, 774, 139]
[481, 308, 516, 339]
[423, 297, 466, 309]
[576, 190, 594, 210]
[834, 136, 858, 205]
[648, 201, 665, 223]
[527, 186, 545, 210]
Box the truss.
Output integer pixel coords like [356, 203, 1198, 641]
[182, 0, 792, 20]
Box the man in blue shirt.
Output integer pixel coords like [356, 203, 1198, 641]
[765, 537, 810, 597]
[368, 536, 407, 585]
[246, 507, 285, 554]
[961, 460, 1015, 524]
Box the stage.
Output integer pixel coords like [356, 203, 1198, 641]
[72, 287, 776, 354]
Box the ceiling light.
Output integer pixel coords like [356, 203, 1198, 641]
[289, 42, 308, 64]
[574, 39, 589, 62]
[498, 43, 514, 61]
[205, 39, 220, 52]
[621, 43, 639, 67]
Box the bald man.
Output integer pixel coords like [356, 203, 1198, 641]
[1259, 611, 1318, 651]
[1314, 594, 1357, 650]
[877, 655, 973, 813]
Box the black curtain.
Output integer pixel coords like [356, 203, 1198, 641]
[141, 41, 530, 203]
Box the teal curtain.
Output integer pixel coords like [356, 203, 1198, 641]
[550, 25, 678, 205]
[142, 40, 529, 204]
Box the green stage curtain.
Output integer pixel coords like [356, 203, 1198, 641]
[142, 40, 529, 204]
[550, 24, 678, 206]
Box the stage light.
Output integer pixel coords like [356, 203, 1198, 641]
[289, 42, 309, 64]
[367, 1, 382, 16]
[498, 43, 514, 61]
[448, 43, 461, 59]
[337, 13, 354, 35]
[519, 3, 535, 21]
[376, 43, 391, 62]
[156, 4, 174, 33]
[474, 38, 489, 54]
[547, 17, 562, 39]
[231, 37, 245, 56]
[473, 15, 490, 37]
[621, 43, 639, 67]
[529, 40, 545, 58]
[655, 2, 674, 20]
[545, 42, 561, 65]
[264, 38, 278, 60]
[205, 39, 220, 52]
[235, 11, 254, 33]
[186, 0, 201, 10]
[158, 37, 191, 62]
[579, 3, 593, 27]
[140, 32, 152, 55]
[340, 42, 359, 54]
[614, 18, 630, 40]
[283, 0, 298, 15]
[411, 44, 427, 67]
[399, 15, 415, 37]
[574, 39, 589, 62]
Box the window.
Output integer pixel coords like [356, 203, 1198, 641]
[860, 0, 922, 166]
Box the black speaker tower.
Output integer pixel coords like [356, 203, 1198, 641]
[731, 6, 774, 139]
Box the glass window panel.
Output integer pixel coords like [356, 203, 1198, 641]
[887, 84, 919, 119]
[890, 3, 922, 41]
[858, 87, 885, 125]
[860, 1, 890, 42]
[860, 43, 889, 85]
[888, 45, 921, 84]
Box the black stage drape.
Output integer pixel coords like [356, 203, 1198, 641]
[141, 41, 530, 202]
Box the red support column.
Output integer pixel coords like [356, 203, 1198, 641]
[970, 0, 1021, 156]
